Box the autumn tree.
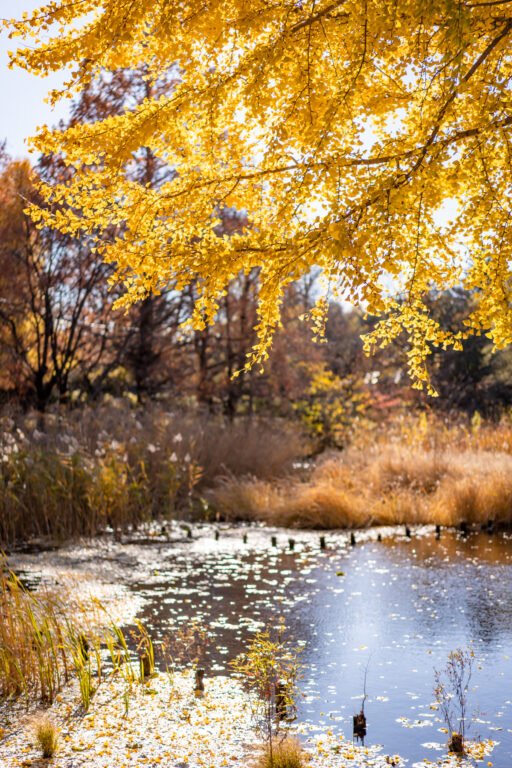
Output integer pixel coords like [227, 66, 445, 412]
[0, 153, 132, 410]
[6, 1, 512, 391]
[66, 68, 258, 407]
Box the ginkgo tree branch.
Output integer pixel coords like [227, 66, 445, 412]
[290, 0, 350, 32]
[5, 0, 512, 393]
[410, 18, 512, 176]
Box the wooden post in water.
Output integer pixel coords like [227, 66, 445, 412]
[139, 652, 152, 680]
[215, 530, 219, 541]
[350, 532, 356, 546]
[320, 536, 326, 550]
[435, 524, 441, 539]
[405, 525, 411, 538]
[243, 533, 248, 544]
[288, 538, 295, 551]
[353, 710, 367, 743]
[271, 535, 277, 547]
[460, 521, 468, 537]
[194, 668, 205, 694]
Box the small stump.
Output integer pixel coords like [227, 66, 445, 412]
[275, 680, 287, 720]
[448, 733, 464, 753]
[353, 710, 367, 742]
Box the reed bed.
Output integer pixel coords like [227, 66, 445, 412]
[209, 414, 512, 529]
[3, 404, 512, 536]
[0, 403, 304, 547]
[0, 568, 88, 704]
[0, 566, 151, 708]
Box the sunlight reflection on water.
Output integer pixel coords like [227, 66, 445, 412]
[129, 525, 512, 766]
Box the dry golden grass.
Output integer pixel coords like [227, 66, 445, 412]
[255, 737, 306, 768]
[431, 458, 512, 526]
[272, 483, 371, 529]
[206, 477, 280, 521]
[210, 415, 512, 529]
[33, 715, 59, 758]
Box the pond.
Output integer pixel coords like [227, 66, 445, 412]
[129, 524, 512, 767]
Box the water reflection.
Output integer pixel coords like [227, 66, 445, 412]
[131, 527, 512, 765]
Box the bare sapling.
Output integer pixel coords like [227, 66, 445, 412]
[433, 647, 475, 754]
[230, 622, 304, 768]
[353, 654, 371, 743]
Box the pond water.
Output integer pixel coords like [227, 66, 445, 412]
[130, 525, 512, 767]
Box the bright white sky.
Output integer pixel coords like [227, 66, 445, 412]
[0, 0, 69, 159]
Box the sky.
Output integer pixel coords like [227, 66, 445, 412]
[0, 0, 69, 159]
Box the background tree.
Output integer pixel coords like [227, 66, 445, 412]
[0, 152, 130, 410]
[418, 290, 512, 417]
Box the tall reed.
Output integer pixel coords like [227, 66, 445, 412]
[0, 569, 73, 705]
[0, 565, 154, 709]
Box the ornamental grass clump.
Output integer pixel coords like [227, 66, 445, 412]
[255, 736, 306, 768]
[33, 714, 59, 758]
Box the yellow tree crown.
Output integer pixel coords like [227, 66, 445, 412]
[5, 0, 512, 390]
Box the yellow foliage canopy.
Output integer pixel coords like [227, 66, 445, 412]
[5, 0, 512, 390]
